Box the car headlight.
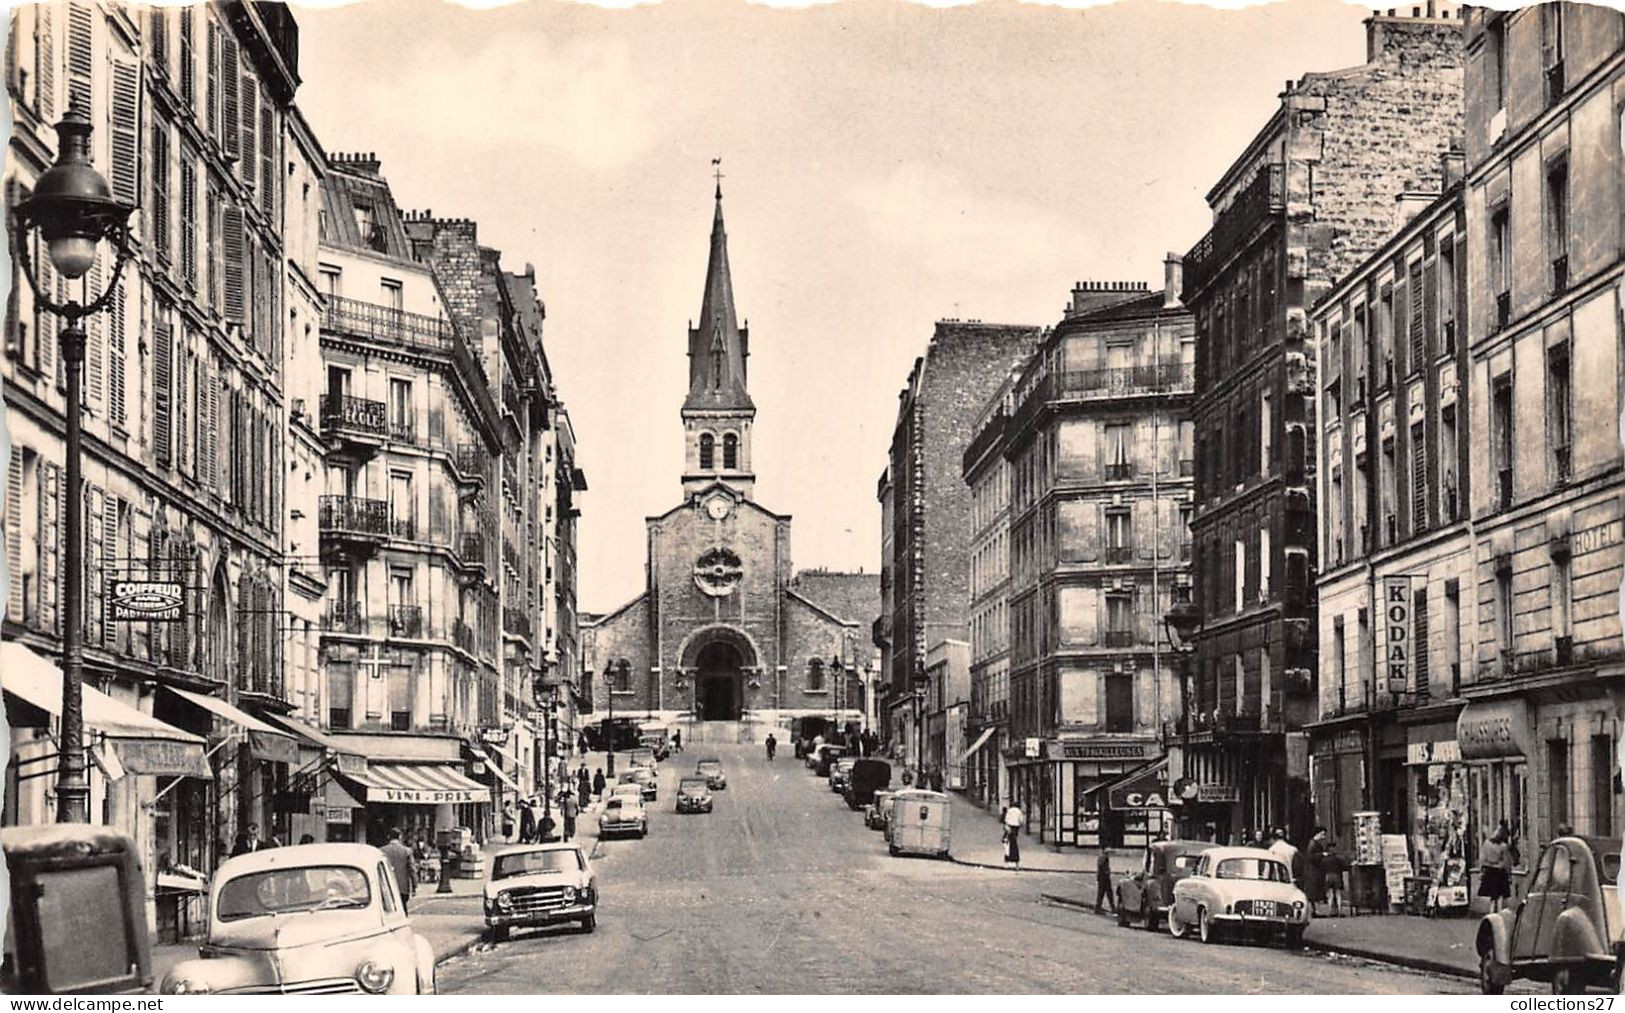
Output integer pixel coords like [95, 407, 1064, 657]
[562, 885, 578, 902]
[161, 977, 210, 995]
[496, 891, 514, 910]
[1294, 901, 1305, 917]
[356, 959, 396, 994]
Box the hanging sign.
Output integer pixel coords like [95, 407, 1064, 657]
[108, 580, 186, 622]
[1383, 576, 1413, 694]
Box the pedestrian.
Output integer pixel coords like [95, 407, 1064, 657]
[1305, 827, 1329, 916]
[1094, 848, 1116, 913]
[518, 798, 537, 844]
[766, 733, 777, 760]
[673, 729, 683, 753]
[577, 767, 592, 802]
[578, 733, 589, 756]
[381, 828, 415, 913]
[539, 803, 557, 843]
[1325, 844, 1347, 916]
[1003, 803, 1023, 866]
[1479, 825, 1513, 913]
[501, 802, 516, 842]
[560, 791, 578, 840]
[1268, 827, 1299, 882]
[230, 831, 253, 858]
[592, 768, 607, 801]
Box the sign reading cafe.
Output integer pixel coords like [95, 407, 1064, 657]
[108, 580, 186, 623]
[1383, 576, 1412, 694]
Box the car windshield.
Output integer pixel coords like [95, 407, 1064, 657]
[494, 849, 581, 880]
[679, 780, 708, 794]
[216, 865, 371, 922]
[1171, 854, 1202, 875]
[1215, 858, 1291, 882]
[606, 800, 636, 811]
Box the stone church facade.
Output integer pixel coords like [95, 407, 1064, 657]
[582, 186, 876, 727]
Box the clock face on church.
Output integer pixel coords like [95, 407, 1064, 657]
[694, 547, 744, 597]
[703, 494, 733, 521]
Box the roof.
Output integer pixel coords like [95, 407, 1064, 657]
[789, 571, 881, 626]
[1201, 846, 1286, 862]
[684, 188, 755, 413]
[320, 158, 415, 261]
[492, 842, 582, 856]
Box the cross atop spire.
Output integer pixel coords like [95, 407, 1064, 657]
[712, 157, 725, 200]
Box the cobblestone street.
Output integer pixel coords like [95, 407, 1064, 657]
[436, 746, 1489, 994]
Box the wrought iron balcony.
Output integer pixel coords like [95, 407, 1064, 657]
[320, 394, 388, 445]
[1183, 164, 1285, 296]
[1105, 463, 1135, 481]
[453, 443, 487, 486]
[319, 495, 389, 548]
[389, 418, 417, 446]
[1103, 630, 1134, 648]
[390, 513, 416, 541]
[452, 618, 476, 654]
[323, 295, 457, 355]
[503, 606, 533, 639]
[458, 531, 486, 568]
[1053, 363, 1194, 400]
[388, 604, 423, 639]
[325, 599, 365, 634]
[1105, 545, 1134, 564]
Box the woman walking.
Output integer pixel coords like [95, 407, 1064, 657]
[1305, 827, 1329, 916]
[592, 768, 607, 802]
[1479, 825, 1513, 913]
[1002, 804, 1023, 866]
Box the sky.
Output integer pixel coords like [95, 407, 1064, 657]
[290, 0, 1376, 613]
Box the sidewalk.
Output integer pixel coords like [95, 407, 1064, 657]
[945, 791, 1137, 875]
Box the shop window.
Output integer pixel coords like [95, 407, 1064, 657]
[1549, 739, 1572, 832]
[1593, 736, 1614, 837]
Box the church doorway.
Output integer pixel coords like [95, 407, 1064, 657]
[696, 641, 744, 721]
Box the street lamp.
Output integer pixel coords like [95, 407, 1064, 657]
[604, 660, 630, 777]
[910, 667, 930, 786]
[533, 668, 559, 827]
[13, 105, 135, 824]
[1163, 598, 1202, 834]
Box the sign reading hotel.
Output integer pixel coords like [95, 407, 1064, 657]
[1383, 576, 1412, 694]
[108, 580, 186, 622]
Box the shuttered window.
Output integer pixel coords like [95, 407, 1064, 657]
[84, 257, 104, 410]
[85, 489, 103, 646]
[1408, 261, 1424, 375]
[1411, 421, 1427, 535]
[153, 317, 172, 466]
[220, 35, 239, 158]
[206, 362, 220, 492]
[34, 3, 54, 119]
[151, 121, 170, 265]
[65, 1, 93, 111]
[107, 280, 126, 427]
[108, 59, 139, 206]
[222, 206, 245, 322]
[206, 189, 220, 310]
[180, 156, 197, 290]
[1413, 588, 1430, 695]
[174, 340, 189, 477]
[240, 75, 257, 195]
[38, 463, 60, 635]
[206, 20, 218, 138]
[101, 496, 120, 649]
[178, 9, 194, 109]
[259, 105, 275, 217]
[148, 8, 167, 74]
[5, 455, 23, 623]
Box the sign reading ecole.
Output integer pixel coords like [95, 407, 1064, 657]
[1383, 576, 1412, 694]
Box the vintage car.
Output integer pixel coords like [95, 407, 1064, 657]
[812, 745, 848, 778]
[845, 759, 893, 811]
[676, 776, 715, 814]
[1167, 846, 1310, 947]
[619, 767, 659, 802]
[1477, 835, 1623, 994]
[608, 782, 643, 806]
[1116, 840, 1212, 930]
[829, 758, 858, 794]
[866, 791, 897, 831]
[483, 843, 596, 942]
[599, 797, 649, 839]
[157, 844, 437, 995]
[697, 757, 728, 790]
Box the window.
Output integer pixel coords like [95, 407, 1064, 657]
[1496, 560, 1515, 668]
[1105, 673, 1133, 733]
[1593, 736, 1614, 836]
[1443, 579, 1461, 693]
[389, 377, 413, 443]
[1493, 376, 1514, 509]
[1178, 505, 1193, 560]
[1329, 468, 1344, 564]
[1547, 160, 1570, 290]
[1440, 240, 1458, 352]
[1381, 437, 1397, 545]
[614, 658, 632, 692]
[1377, 286, 1394, 390]
[381, 278, 403, 313]
[1105, 593, 1132, 647]
[1552, 553, 1572, 650]
[388, 471, 414, 539]
[1105, 508, 1131, 563]
[1440, 404, 1459, 521]
[1549, 344, 1572, 484]
[1105, 424, 1132, 480]
[1549, 739, 1571, 831]
[388, 665, 411, 731]
[320, 266, 341, 298]
[698, 433, 714, 470]
[1408, 261, 1425, 375]
[1234, 538, 1246, 613]
[1541, 4, 1566, 102]
[1491, 208, 1511, 325]
[1411, 422, 1427, 535]
[354, 203, 380, 251]
[327, 663, 354, 730]
[1333, 618, 1347, 708]
[807, 658, 825, 691]
[1488, 14, 1508, 112]
[1413, 588, 1430, 695]
[1259, 392, 1272, 474]
[723, 433, 738, 470]
[1258, 526, 1271, 600]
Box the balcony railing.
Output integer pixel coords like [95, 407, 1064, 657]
[1105, 545, 1134, 564]
[453, 443, 487, 484]
[458, 531, 486, 566]
[1179, 459, 1195, 477]
[319, 394, 387, 441]
[324, 295, 457, 354]
[388, 605, 423, 639]
[1103, 630, 1134, 648]
[390, 513, 417, 541]
[1555, 444, 1572, 486]
[503, 607, 532, 639]
[452, 618, 476, 654]
[1054, 363, 1195, 399]
[1104, 463, 1135, 481]
[389, 418, 417, 446]
[325, 599, 365, 634]
[1184, 164, 1285, 295]
[319, 495, 389, 539]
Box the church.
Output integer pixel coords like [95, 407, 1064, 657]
[581, 182, 878, 734]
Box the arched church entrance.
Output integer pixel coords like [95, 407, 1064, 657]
[680, 625, 759, 722]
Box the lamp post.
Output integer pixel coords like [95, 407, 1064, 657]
[604, 661, 629, 778]
[533, 669, 558, 828]
[1163, 599, 1202, 836]
[830, 656, 845, 738]
[13, 106, 135, 824]
[911, 667, 929, 785]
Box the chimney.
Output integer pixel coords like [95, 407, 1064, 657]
[1441, 149, 1466, 189]
[1395, 191, 1436, 224]
[1164, 254, 1184, 309]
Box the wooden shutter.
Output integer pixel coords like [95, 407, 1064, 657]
[4, 6, 17, 97]
[65, 1, 93, 111]
[153, 317, 172, 466]
[220, 35, 239, 158]
[1413, 588, 1430, 695]
[222, 206, 245, 322]
[180, 156, 197, 289]
[206, 360, 219, 492]
[107, 280, 126, 427]
[240, 74, 257, 193]
[84, 257, 104, 411]
[39, 464, 59, 634]
[259, 105, 275, 217]
[175, 341, 190, 476]
[1411, 423, 1427, 534]
[1408, 261, 1424, 373]
[5, 454, 22, 622]
[35, 2, 53, 120]
[206, 20, 218, 138]
[108, 59, 139, 206]
[35, 235, 56, 378]
[86, 488, 103, 646]
[178, 8, 194, 109]
[148, 8, 167, 73]
[151, 121, 170, 265]
[102, 495, 119, 647]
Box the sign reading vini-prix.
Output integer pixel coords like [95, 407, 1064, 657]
[1383, 576, 1412, 694]
[108, 580, 186, 623]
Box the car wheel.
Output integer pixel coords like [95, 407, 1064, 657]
[1198, 907, 1218, 945]
[1552, 967, 1586, 995]
[1167, 906, 1187, 939]
[1478, 951, 1507, 995]
[1285, 925, 1305, 950]
[581, 913, 597, 933]
[889, 843, 900, 857]
[491, 925, 509, 944]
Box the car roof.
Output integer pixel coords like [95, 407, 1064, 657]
[1200, 846, 1283, 862]
[216, 843, 385, 877]
[698, 757, 721, 763]
[495, 842, 582, 857]
[1152, 839, 1215, 854]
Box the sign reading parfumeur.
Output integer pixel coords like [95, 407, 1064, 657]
[108, 580, 186, 622]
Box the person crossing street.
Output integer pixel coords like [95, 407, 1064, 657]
[765, 734, 777, 761]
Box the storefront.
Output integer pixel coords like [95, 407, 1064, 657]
[1172, 740, 1246, 843]
[1311, 726, 1368, 849]
[1458, 697, 1533, 903]
[959, 725, 1002, 809]
[159, 687, 298, 852]
[330, 731, 491, 848]
[1094, 757, 1172, 848]
[260, 714, 369, 844]
[1052, 738, 1155, 848]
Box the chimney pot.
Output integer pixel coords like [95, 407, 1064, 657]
[1164, 254, 1185, 309]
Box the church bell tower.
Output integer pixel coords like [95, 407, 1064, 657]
[682, 170, 756, 501]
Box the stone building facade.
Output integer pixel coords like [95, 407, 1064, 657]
[1180, 7, 1466, 846]
[582, 188, 872, 734]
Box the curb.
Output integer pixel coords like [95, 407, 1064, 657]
[951, 856, 1095, 874]
[1037, 893, 1477, 981]
[434, 933, 487, 967]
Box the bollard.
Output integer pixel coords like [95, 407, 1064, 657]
[436, 848, 454, 894]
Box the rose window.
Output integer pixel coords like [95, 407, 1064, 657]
[694, 548, 744, 597]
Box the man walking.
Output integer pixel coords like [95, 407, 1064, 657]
[592, 768, 607, 802]
[1269, 827, 1300, 883]
[1095, 848, 1116, 914]
[518, 798, 537, 844]
[381, 828, 415, 913]
[560, 791, 578, 841]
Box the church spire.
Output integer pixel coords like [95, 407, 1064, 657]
[686, 165, 753, 412]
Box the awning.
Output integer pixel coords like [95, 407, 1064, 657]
[959, 726, 997, 763]
[1457, 698, 1533, 760]
[156, 871, 208, 894]
[340, 762, 489, 805]
[466, 744, 522, 793]
[260, 713, 368, 778]
[162, 687, 298, 764]
[0, 643, 210, 778]
[1097, 757, 1172, 810]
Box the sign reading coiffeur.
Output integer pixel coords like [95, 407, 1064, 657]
[108, 580, 186, 622]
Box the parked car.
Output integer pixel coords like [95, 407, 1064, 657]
[599, 797, 649, 839]
[608, 783, 644, 807]
[639, 726, 673, 761]
[1167, 847, 1310, 947]
[583, 718, 642, 753]
[830, 758, 858, 793]
[697, 757, 728, 790]
[157, 844, 437, 995]
[620, 766, 658, 802]
[866, 790, 896, 831]
[812, 745, 848, 777]
[2, 825, 153, 994]
[845, 759, 892, 811]
[627, 748, 658, 770]
[1477, 835, 1624, 994]
[483, 843, 597, 942]
[888, 789, 951, 859]
[1115, 840, 1212, 930]
[676, 776, 714, 814]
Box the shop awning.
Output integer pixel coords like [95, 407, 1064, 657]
[162, 687, 298, 764]
[466, 743, 522, 794]
[0, 642, 210, 778]
[260, 713, 368, 778]
[958, 726, 997, 763]
[340, 762, 489, 805]
[1097, 757, 1171, 810]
